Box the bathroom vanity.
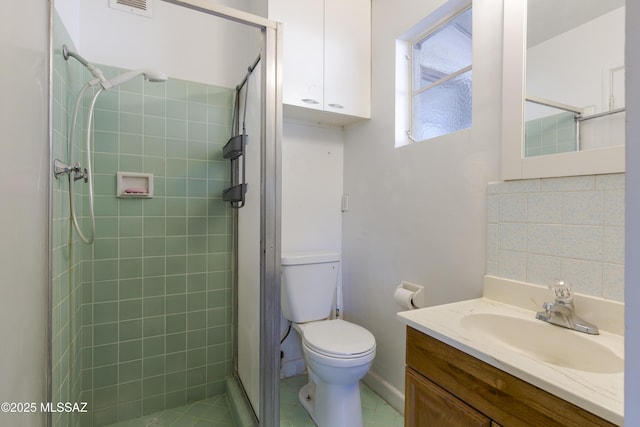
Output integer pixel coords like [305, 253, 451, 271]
[405, 327, 615, 426]
[398, 276, 624, 427]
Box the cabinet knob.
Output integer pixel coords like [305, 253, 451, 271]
[301, 98, 319, 105]
[328, 103, 344, 109]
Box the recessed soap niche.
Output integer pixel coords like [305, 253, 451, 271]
[117, 172, 153, 198]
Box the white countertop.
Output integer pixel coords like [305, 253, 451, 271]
[397, 276, 624, 426]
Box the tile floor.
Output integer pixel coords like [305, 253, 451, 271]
[106, 375, 403, 427]
[105, 395, 234, 427]
[280, 375, 404, 427]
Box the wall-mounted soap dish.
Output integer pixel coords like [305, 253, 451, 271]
[117, 172, 153, 198]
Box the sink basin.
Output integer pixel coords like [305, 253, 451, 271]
[460, 313, 623, 374]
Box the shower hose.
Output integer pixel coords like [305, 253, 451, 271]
[67, 82, 103, 244]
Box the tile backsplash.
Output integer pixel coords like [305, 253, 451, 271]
[487, 174, 624, 301]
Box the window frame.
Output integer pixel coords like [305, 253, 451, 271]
[408, 3, 473, 143]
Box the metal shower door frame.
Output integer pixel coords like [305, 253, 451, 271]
[159, 2, 283, 425]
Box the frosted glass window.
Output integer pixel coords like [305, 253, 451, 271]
[410, 6, 472, 141]
[413, 9, 472, 89]
[412, 70, 472, 141]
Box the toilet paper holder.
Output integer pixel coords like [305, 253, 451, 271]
[395, 281, 425, 309]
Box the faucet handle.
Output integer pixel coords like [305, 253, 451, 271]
[550, 280, 573, 304]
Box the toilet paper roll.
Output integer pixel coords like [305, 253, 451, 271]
[394, 287, 416, 310]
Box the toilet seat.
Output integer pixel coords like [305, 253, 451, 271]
[301, 319, 376, 359]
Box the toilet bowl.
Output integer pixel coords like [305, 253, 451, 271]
[281, 252, 376, 427]
[294, 319, 376, 427]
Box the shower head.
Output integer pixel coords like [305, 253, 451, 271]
[101, 69, 168, 90]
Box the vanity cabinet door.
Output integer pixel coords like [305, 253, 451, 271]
[405, 327, 617, 427]
[405, 368, 491, 427]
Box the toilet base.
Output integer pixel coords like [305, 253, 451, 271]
[297, 377, 364, 427]
[298, 381, 317, 423]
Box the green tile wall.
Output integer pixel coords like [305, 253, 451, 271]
[52, 11, 86, 427]
[525, 111, 577, 157]
[77, 67, 234, 426]
[52, 12, 234, 425]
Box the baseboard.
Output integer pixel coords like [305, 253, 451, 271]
[362, 370, 405, 415]
[225, 375, 258, 427]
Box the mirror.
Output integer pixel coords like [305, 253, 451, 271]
[526, 0, 625, 157]
[502, 0, 626, 180]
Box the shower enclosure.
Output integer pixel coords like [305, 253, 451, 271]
[48, 1, 281, 426]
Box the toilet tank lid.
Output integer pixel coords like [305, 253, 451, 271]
[282, 251, 340, 265]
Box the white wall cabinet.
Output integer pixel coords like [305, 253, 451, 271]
[268, 0, 371, 123]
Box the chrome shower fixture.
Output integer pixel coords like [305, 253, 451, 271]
[53, 159, 87, 182]
[62, 44, 168, 90]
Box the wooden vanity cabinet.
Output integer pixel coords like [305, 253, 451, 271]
[405, 326, 616, 427]
[406, 368, 491, 427]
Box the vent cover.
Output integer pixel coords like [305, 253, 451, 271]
[109, 0, 153, 17]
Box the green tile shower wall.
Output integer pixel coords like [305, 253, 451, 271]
[53, 12, 235, 427]
[525, 112, 577, 157]
[72, 66, 233, 424]
[52, 11, 85, 427]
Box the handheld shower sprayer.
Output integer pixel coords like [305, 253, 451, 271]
[101, 69, 168, 90]
[58, 44, 168, 244]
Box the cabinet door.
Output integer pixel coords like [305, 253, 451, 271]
[324, 0, 371, 118]
[405, 368, 491, 427]
[269, 0, 324, 110]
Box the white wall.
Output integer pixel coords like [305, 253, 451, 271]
[280, 120, 344, 376]
[527, 7, 625, 117]
[0, 2, 49, 426]
[341, 0, 503, 409]
[54, 0, 80, 46]
[625, 1, 640, 424]
[281, 121, 344, 254]
[56, 0, 260, 89]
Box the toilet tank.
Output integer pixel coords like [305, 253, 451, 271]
[281, 251, 340, 323]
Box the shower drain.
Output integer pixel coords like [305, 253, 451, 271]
[146, 417, 163, 426]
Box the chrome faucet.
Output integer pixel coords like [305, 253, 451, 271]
[535, 280, 599, 335]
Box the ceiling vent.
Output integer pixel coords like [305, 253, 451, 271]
[109, 0, 153, 18]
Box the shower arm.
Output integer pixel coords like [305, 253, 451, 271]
[62, 45, 89, 67]
[62, 44, 108, 85]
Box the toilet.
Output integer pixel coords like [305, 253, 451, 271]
[281, 251, 376, 427]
